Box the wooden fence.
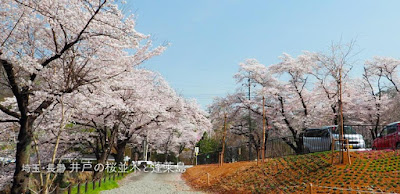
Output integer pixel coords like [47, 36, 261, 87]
[27, 172, 125, 194]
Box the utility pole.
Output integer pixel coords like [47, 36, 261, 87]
[262, 96, 266, 163]
[248, 76, 252, 161]
[220, 113, 228, 166]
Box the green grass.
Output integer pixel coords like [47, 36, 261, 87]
[65, 174, 127, 194]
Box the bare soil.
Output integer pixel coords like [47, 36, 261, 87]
[183, 150, 400, 193]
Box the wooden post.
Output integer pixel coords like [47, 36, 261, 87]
[207, 173, 210, 186]
[331, 138, 335, 166]
[220, 113, 228, 167]
[262, 96, 266, 163]
[113, 173, 116, 180]
[85, 180, 88, 193]
[68, 184, 72, 194]
[93, 179, 96, 190]
[346, 139, 351, 165]
[219, 152, 221, 166]
[256, 149, 259, 166]
[98, 178, 101, 187]
[338, 67, 344, 164]
[77, 182, 81, 194]
[55, 183, 60, 194]
[308, 183, 313, 194]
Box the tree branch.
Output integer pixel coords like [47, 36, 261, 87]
[30, 0, 108, 81]
[0, 104, 21, 119]
[0, 119, 19, 123]
[31, 99, 53, 119]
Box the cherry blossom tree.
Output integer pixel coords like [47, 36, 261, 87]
[146, 98, 210, 162]
[233, 57, 316, 154]
[64, 67, 209, 176]
[365, 57, 400, 93]
[66, 72, 142, 179]
[0, 110, 18, 191]
[209, 43, 365, 155]
[167, 99, 210, 160]
[311, 41, 358, 125]
[0, 0, 164, 192]
[111, 70, 180, 164]
[358, 56, 400, 138]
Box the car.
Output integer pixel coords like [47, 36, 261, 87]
[303, 128, 331, 153]
[372, 121, 400, 150]
[134, 161, 154, 168]
[323, 125, 366, 150]
[303, 125, 366, 153]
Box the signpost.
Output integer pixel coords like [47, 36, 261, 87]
[124, 156, 130, 165]
[195, 147, 199, 165]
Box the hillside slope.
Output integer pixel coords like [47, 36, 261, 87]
[183, 150, 400, 193]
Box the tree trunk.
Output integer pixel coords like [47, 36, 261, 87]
[294, 137, 304, 154]
[113, 141, 127, 165]
[93, 125, 118, 180]
[331, 105, 338, 125]
[164, 151, 168, 162]
[282, 136, 304, 155]
[11, 117, 33, 194]
[372, 115, 381, 140]
[93, 152, 108, 180]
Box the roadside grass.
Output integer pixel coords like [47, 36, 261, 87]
[66, 173, 128, 194]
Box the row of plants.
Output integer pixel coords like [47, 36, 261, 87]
[184, 150, 400, 193]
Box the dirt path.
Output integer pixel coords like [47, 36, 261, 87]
[101, 171, 204, 194]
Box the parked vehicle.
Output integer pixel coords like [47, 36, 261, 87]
[303, 128, 331, 153]
[324, 125, 366, 150]
[303, 125, 366, 153]
[134, 160, 154, 168]
[372, 121, 400, 150]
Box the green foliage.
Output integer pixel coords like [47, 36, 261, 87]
[65, 123, 75, 129]
[196, 132, 221, 154]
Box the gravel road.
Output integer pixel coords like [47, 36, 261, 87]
[101, 171, 204, 194]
